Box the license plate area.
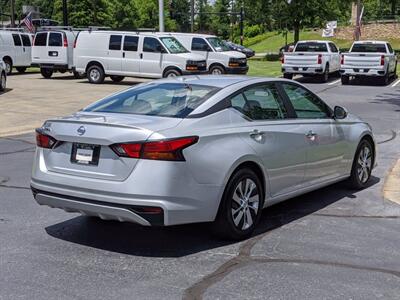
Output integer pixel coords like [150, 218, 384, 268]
[71, 143, 101, 166]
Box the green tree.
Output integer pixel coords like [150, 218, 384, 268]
[170, 0, 190, 32]
[211, 0, 231, 38]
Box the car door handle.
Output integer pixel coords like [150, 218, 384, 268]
[140, 53, 143, 59]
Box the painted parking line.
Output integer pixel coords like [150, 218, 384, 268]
[391, 79, 400, 87]
[328, 79, 341, 86]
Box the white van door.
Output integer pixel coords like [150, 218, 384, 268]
[140, 37, 164, 77]
[121, 35, 140, 75]
[20, 34, 32, 66]
[11, 34, 24, 66]
[107, 35, 123, 73]
[190, 37, 212, 60]
[47, 32, 68, 65]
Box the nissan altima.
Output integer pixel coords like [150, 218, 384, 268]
[31, 76, 375, 240]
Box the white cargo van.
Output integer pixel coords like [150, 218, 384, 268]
[74, 31, 208, 83]
[32, 28, 81, 79]
[0, 29, 33, 74]
[170, 33, 248, 75]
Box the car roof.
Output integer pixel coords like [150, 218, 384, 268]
[297, 40, 329, 43]
[160, 32, 216, 38]
[155, 75, 281, 88]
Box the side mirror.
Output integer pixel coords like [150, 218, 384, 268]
[157, 45, 167, 53]
[334, 106, 348, 119]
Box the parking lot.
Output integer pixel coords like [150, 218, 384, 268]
[1, 72, 400, 299]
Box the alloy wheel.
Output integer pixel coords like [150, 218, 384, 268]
[212, 68, 223, 75]
[231, 178, 260, 230]
[357, 145, 372, 183]
[90, 69, 100, 82]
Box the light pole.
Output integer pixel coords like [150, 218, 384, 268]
[159, 0, 165, 32]
[62, 0, 68, 26]
[10, 0, 15, 27]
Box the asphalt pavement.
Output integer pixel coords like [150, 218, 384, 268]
[1, 73, 400, 300]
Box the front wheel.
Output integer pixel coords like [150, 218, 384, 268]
[4, 59, 12, 75]
[212, 168, 264, 240]
[40, 67, 53, 79]
[209, 65, 225, 75]
[87, 65, 105, 84]
[347, 139, 373, 190]
[0, 72, 6, 91]
[163, 69, 181, 78]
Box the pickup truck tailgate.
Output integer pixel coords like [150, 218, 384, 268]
[343, 53, 382, 67]
[284, 53, 320, 66]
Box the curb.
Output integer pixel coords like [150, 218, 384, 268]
[383, 159, 400, 205]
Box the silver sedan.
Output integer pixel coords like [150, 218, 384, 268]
[31, 76, 375, 240]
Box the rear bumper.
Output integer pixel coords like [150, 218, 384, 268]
[282, 65, 324, 75]
[340, 66, 386, 77]
[226, 66, 249, 74]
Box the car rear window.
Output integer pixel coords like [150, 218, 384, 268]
[48, 32, 62, 47]
[351, 43, 387, 53]
[21, 34, 31, 46]
[83, 83, 220, 118]
[295, 42, 328, 52]
[34, 32, 47, 46]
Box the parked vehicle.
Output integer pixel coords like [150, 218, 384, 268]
[225, 41, 255, 58]
[0, 60, 6, 91]
[32, 27, 82, 79]
[0, 28, 33, 75]
[281, 40, 341, 82]
[340, 41, 397, 85]
[31, 76, 376, 240]
[172, 33, 248, 75]
[73, 31, 207, 83]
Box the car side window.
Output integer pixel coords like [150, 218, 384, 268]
[231, 84, 287, 120]
[34, 32, 47, 46]
[192, 38, 210, 51]
[143, 37, 164, 53]
[109, 35, 122, 50]
[12, 34, 22, 46]
[123, 36, 138, 52]
[48, 32, 62, 47]
[329, 43, 338, 53]
[282, 84, 330, 119]
[21, 34, 31, 46]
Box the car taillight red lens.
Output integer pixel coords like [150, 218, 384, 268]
[63, 34, 68, 47]
[280, 55, 285, 64]
[380, 55, 385, 66]
[341, 54, 344, 65]
[36, 130, 57, 149]
[317, 54, 322, 64]
[111, 136, 198, 161]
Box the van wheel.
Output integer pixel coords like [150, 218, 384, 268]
[40, 68, 53, 79]
[87, 65, 105, 84]
[110, 75, 125, 82]
[283, 73, 293, 80]
[0, 72, 6, 91]
[4, 58, 12, 75]
[347, 139, 373, 190]
[16, 67, 27, 74]
[163, 69, 181, 78]
[212, 168, 264, 240]
[341, 75, 350, 85]
[209, 65, 225, 75]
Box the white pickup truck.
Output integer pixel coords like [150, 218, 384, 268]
[340, 41, 397, 85]
[281, 40, 341, 82]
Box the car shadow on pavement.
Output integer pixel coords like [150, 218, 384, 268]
[0, 88, 13, 95]
[345, 76, 397, 87]
[371, 91, 400, 111]
[45, 176, 379, 258]
[295, 74, 340, 85]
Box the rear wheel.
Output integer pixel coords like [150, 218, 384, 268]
[110, 75, 125, 82]
[0, 72, 6, 91]
[3, 58, 12, 75]
[163, 69, 181, 78]
[40, 67, 53, 79]
[320, 65, 329, 83]
[283, 73, 293, 80]
[16, 67, 27, 74]
[87, 65, 105, 84]
[213, 168, 264, 240]
[209, 65, 225, 75]
[341, 75, 350, 85]
[381, 72, 389, 86]
[347, 139, 373, 190]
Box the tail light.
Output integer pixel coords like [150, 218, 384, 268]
[341, 54, 344, 65]
[380, 55, 385, 66]
[35, 130, 57, 149]
[317, 54, 322, 65]
[280, 55, 285, 64]
[63, 33, 68, 47]
[111, 136, 198, 161]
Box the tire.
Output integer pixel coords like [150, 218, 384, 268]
[3, 58, 12, 75]
[16, 67, 27, 74]
[110, 75, 125, 82]
[87, 65, 105, 84]
[209, 65, 225, 75]
[283, 73, 293, 80]
[163, 69, 181, 78]
[320, 65, 329, 83]
[347, 139, 373, 190]
[40, 67, 53, 79]
[380, 72, 389, 86]
[394, 64, 398, 79]
[341, 75, 350, 85]
[212, 168, 264, 240]
[0, 72, 6, 91]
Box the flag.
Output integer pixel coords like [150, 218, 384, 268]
[22, 12, 34, 32]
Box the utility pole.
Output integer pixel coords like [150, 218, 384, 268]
[190, 0, 194, 33]
[159, 0, 164, 32]
[62, 0, 68, 26]
[355, 0, 361, 41]
[239, 6, 244, 45]
[10, 0, 15, 27]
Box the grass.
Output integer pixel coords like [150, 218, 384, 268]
[247, 60, 281, 77]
